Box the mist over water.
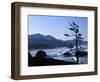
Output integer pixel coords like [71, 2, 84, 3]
[29, 46, 88, 64]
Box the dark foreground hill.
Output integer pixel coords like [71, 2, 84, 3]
[28, 50, 77, 66]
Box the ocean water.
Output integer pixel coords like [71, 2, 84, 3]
[29, 47, 88, 64]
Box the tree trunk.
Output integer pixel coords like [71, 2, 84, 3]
[75, 33, 79, 64]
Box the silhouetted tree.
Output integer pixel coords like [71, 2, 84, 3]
[35, 50, 48, 59]
[64, 22, 83, 63]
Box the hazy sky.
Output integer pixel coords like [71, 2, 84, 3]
[28, 15, 88, 41]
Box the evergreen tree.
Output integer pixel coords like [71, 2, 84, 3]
[64, 22, 83, 63]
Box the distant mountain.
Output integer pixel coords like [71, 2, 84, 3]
[28, 33, 87, 50]
[28, 33, 57, 41]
